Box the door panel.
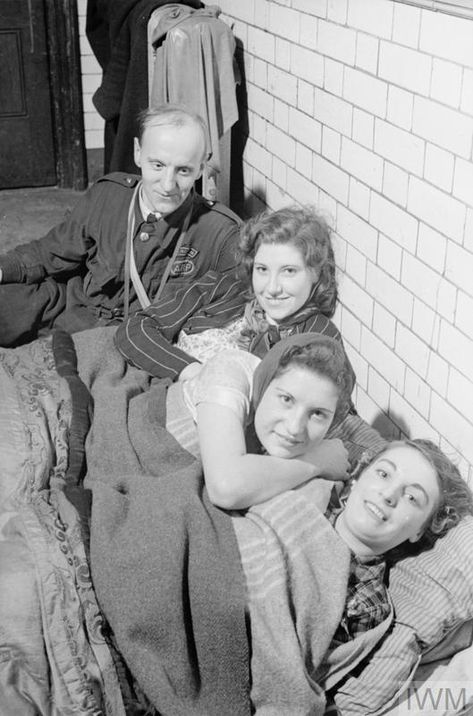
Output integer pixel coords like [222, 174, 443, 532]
[0, 0, 56, 188]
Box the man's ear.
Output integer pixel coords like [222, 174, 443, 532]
[196, 161, 205, 181]
[134, 137, 141, 168]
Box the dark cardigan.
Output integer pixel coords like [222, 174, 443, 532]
[87, 0, 202, 172]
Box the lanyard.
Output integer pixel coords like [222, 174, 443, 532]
[123, 182, 194, 320]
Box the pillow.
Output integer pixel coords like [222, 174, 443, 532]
[420, 619, 473, 665]
[327, 413, 387, 468]
[389, 516, 473, 650]
[332, 516, 473, 714]
[332, 622, 421, 715]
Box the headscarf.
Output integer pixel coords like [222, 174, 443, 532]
[237, 284, 323, 352]
[251, 332, 354, 426]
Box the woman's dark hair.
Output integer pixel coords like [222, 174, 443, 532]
[273, 337, 354, 426]
[237, 205, 338, 318]
[351, 439, 473, 543]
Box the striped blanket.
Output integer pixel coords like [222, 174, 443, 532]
[233, 481, 393, 715]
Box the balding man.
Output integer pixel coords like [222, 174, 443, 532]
[0, 105, 241, 347]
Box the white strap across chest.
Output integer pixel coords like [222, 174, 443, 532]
[123, 181, 194, 319]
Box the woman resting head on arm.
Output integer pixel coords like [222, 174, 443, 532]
[191, 332, 354, 510]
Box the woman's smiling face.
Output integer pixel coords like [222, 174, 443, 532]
[252, 242, 316, 323]
[253, 365, 339, 459]
[336, 445, 441, 558]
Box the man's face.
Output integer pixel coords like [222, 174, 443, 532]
[134, 121, 205, 216]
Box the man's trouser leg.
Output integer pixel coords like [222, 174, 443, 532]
[0, 279, 66, 347]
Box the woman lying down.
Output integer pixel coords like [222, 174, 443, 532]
[164, 332, 473, 714]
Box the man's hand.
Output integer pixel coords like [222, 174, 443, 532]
[178, 361, 203, 382]
[300, 439, 350, 481]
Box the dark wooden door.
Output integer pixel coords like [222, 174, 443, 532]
[0, 0, 57, 188]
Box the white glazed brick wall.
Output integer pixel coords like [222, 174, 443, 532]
[217, 0, 473, 483]
[77, 0, 104, 149]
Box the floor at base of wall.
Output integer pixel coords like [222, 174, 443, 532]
[1, 149, 105, 251]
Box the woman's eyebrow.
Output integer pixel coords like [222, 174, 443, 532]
[408, 482, 430, 503]
[312, 405, 335, 415]
[376, 458, 397, 471]
[272, 381, 293, 397]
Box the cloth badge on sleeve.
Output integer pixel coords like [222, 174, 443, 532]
[171, 247, 198, 276]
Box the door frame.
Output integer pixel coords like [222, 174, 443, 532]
[45, 0, 88, 189]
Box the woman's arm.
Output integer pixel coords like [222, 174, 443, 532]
[197, 403, 348, 510]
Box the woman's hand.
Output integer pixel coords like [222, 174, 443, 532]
[178, 361, 203, 382]
[300, 439, 350, 481]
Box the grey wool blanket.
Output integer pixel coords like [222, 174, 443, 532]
[73, 327, 251, 716]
